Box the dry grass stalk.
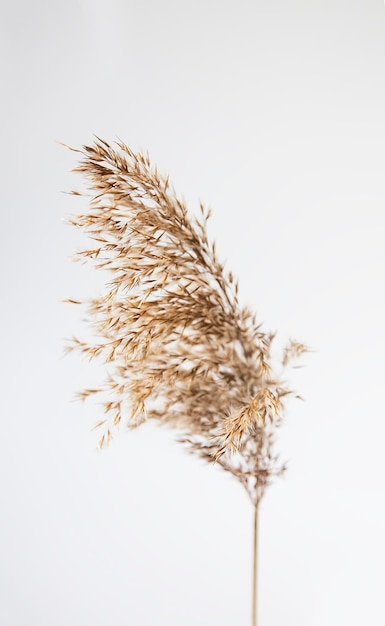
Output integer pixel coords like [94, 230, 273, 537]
[65, 137, 307, 506]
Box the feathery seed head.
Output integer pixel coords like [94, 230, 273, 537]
[65, 138, 308, 505]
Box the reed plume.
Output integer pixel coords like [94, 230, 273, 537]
[65, 138, 308, 625]
[65, 137, 307, 506]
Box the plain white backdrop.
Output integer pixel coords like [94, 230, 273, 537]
[1, 1, 385, 624]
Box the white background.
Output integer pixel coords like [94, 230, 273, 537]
[1, 1, 385, 625]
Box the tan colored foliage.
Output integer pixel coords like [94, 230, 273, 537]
[66, 138, 307, 505]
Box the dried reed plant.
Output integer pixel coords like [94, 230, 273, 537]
[65, 137, 308, 625]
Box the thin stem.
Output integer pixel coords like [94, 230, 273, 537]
[252, 502, 259, 626]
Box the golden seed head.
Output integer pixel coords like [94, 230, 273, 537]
[65, 137, 308, 505]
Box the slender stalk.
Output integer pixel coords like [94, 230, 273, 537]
[252, 502, 259, 626]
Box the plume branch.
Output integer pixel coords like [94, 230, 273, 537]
[66, 137, 307, 505]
